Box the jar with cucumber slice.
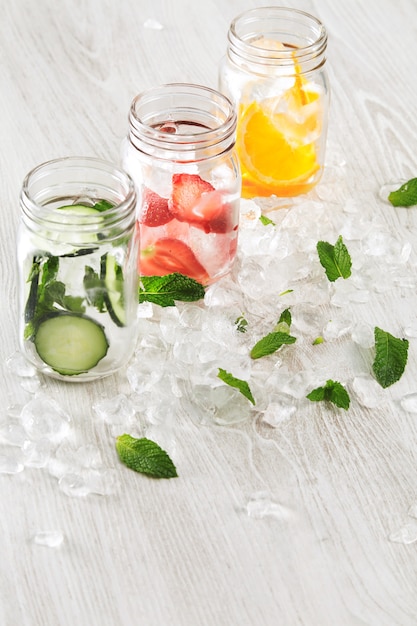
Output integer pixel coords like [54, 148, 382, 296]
[18, 157, 139, 381]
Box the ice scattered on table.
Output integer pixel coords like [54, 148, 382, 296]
[143, 18, 164, 30]
[262, 393, 297, 427]
[32, 530, 64, 548]
[351, 321, 375, 349]
[20, 394, 71, 443]
[400, 393, 417, 413]
[388, 522, 417, 545]
[93, 393, 136, 427]
[4, 172, 417, 509]
[378, 181, 405, 203]
[351, 375, 383, 409]
[408, 502, 417, 518]
[244, 491, 293, 520]
[0, 448, 24, 474]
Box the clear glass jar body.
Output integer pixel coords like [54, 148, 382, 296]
[121, 83, 240, 285]
[18, 157, 139, 382]
[219, 7, 329, 199]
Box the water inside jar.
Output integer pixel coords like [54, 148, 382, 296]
[153, 120, 211, 134]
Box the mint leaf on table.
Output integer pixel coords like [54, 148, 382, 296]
[250, 309, 296, 359]
[312, 336, 324, 345]
[259, 214, 275, 226]
[217, 368, 255, 405]
[277, 307, 291, 329]
[116, 434, 177, 478]
[139, 273, 205, 307]
[372, 327, 409, 388]
[388, 178, 417, 207]
[235, 315, 248, 333]
[307, 379, 350, 410]
[250, 332, 296, 359]
[317, 235, 352, 282]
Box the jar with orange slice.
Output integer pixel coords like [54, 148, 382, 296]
[219, 7, 329, 200]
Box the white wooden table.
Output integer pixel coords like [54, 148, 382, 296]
[2, 1, 417, 624]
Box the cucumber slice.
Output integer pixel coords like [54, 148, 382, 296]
[57, 204, 103, 217]
[101, 253, 125, 327]
[34, 312, 109, 376]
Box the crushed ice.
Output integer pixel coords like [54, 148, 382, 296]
[3, 182, 417, 529]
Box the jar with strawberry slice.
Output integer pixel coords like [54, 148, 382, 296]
[121, 83, 241, 285]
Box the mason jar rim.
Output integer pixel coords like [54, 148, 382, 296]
[228, 6, 327, 66]
[20, 156, 136, 229]
[128, 82, 237, 155]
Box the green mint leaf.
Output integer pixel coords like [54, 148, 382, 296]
[312, 336, 324, 345]
[307, 379, 350, 409]
[372, 327, 409, 388]
[275, 309, 292, 332]
[116, 434, 177, 478]
[139, 273, 205, 307]
[83, 265, 106, 312]
[279, 289, 293, 296]
[317, 235, 352, 282]
[62, 295, 86, 313]
[235, 315, 248, 333]
[388, 178, 417, 207]
[43, 280, 66, 307]
[93, 199, 114, 212]
[259, 214, 275, 226]
[217, 368, 255, 405]
[250, 332, 296, 359]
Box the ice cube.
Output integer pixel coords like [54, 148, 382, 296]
[352, 375, 382, 409]
[22, 439, 52, 468]
[5, 350, 37, 378]
[32, 531, 64, 548]
[20, 394, 71, 443]
[245, 491, 293, 520]
[0, 448, 24, 474]
[388, 522, 417, 545]
[143, 18, 164, 30]
[262, 394, 297, 427]
[92, 394, 136, 426]
[400, 393, 417, 414]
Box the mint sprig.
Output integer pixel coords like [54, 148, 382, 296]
[372, 327, 409, 388]
[139, 273, 205, 307]
[250, 308, 296, 359]
[116, 434, 177, 478]
[388, 178, 417, 207]
[217, 368, 255, 405]
[24, 255, 86, 340]
[317, 235, 352, 282]
[307, 379, 350, 410]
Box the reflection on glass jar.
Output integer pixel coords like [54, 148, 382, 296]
[219, 7, 330, 199]
[18, 157, 139, 381]
[121, 83, 241, 285]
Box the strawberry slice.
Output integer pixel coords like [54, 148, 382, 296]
[169, 173, 233, 233]
[141, 187, 173, 227]
[139, 237, 210, 284]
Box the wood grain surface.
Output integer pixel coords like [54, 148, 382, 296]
[1, 0, 417, 625]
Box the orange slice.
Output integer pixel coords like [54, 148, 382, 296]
[236, 101, 320, 197]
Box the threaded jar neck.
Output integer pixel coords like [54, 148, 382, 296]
[227, 7, 327, 75]
[20, 157, 136, 240]
[128, 83, 237, 162]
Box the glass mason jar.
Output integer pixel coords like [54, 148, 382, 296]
[219, 7, 329, 199]
[121, 83, 240, 285]
[18, 157, 139, 382]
